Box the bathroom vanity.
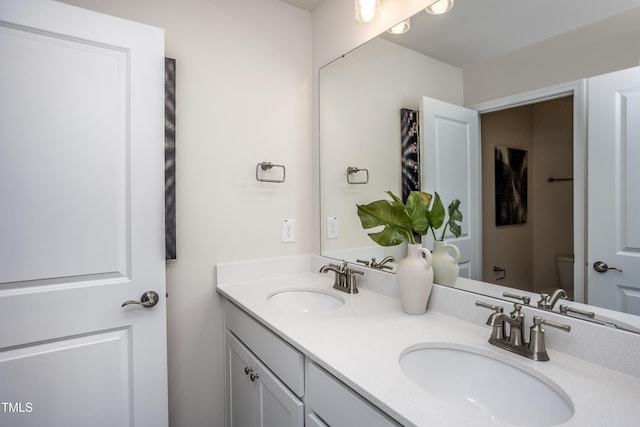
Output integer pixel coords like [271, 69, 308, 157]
[217, 255, 640, 426]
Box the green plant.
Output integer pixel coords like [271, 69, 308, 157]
[356, 190, 463, 246]
[356, 191, 432, 246]
[424, 192, 463, 241]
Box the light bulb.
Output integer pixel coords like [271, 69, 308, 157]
[425, 0, 454, 15]
[355, 0, 379, 23]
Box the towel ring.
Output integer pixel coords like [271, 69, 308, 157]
[347, 166, 369, 184]
[256, 162, 286, 183]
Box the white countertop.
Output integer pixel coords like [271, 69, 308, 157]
[216, 259, 640, 427]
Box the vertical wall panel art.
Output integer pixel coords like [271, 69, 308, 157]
[165, 57, 176, 260]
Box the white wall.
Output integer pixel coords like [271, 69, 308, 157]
[59, 1, 311, 426]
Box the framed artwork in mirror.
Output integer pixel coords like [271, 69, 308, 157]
[495, 146, 527, 226]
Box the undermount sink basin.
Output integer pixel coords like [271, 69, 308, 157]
[267, 288, 344, 313]
[400, 344, 574, 426]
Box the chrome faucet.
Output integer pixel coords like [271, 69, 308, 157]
[319, 261, 364, 294]
[476, 301, 571, 361]
[356, 256, 396, 270]
[538, 289, 568, 309]
[371, 256, 396, 270]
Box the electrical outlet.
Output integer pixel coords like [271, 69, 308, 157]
[326, 217, 339, 239]
[282, 219, 296, 243]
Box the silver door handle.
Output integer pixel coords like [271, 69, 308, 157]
[593, 261, 623, 273]
[121, 291, 160, 308]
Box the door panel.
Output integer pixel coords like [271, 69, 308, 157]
[587, 66, 640, 314]
[0, 22, 129, 284]
[0, 330, 131, 427]
[0, 1, 167, 425]
[421, 97, 481, 280]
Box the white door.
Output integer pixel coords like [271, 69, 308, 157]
[421, 97, 481, 280]
[0, 1, 168, 426]
[587, 66, 640, 315]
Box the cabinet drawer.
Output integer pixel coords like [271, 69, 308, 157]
[306, 362, 401, 427]
[224, 300, 304, 397]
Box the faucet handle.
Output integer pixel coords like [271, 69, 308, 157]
[528, 316, 571, 361]
[509, 303, 524, 316]
[348, 266, 364, 275]
[559, 304, 595, 319]
[475, 300, 504, 314]
[533, 316, 571, 333]
[503, 291, 531, 305]
[537, 293, 551, 308]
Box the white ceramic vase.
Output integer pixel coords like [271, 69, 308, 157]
[396, 243, 434, 315]
[431, 240, 460, 285]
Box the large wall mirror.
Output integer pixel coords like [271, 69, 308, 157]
[319, 0, 640, 331]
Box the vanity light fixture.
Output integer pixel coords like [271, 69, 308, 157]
[387, 18, 410, 34]
[355, 0, 380, 23]
[425, 0, 454, 15]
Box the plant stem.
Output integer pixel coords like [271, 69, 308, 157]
[430, 228, 438, 240]
[407, 232, 416, 245]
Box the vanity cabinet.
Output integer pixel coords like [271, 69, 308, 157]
[223, 299, 400, 427]
[306, 361, 401, 427]
[224, 301, 304, 427]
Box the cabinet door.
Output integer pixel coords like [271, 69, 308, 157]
[227, 332, 257, 427]
[255, 362, 304, 427]
[226, 331, 303, 427]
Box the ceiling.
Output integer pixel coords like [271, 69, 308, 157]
[282, 0, 640, 68]
[379, 0, 640, 68]
[280, 0, 322, 12]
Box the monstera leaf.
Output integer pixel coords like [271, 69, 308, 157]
[444, 198, 463, 239]
[424, 191, 463, 240]
[356, 191, 432, 246]
[424, 192, 445, 237]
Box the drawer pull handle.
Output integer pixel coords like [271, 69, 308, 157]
[244, 367, 253, 375]
[250, 373, 259, 382]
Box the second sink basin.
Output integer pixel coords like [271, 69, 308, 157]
[268, 288, 345, 313]
[399, 344, 574, 426]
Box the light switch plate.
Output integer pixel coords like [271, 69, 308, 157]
[326, 217, 339, 239]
